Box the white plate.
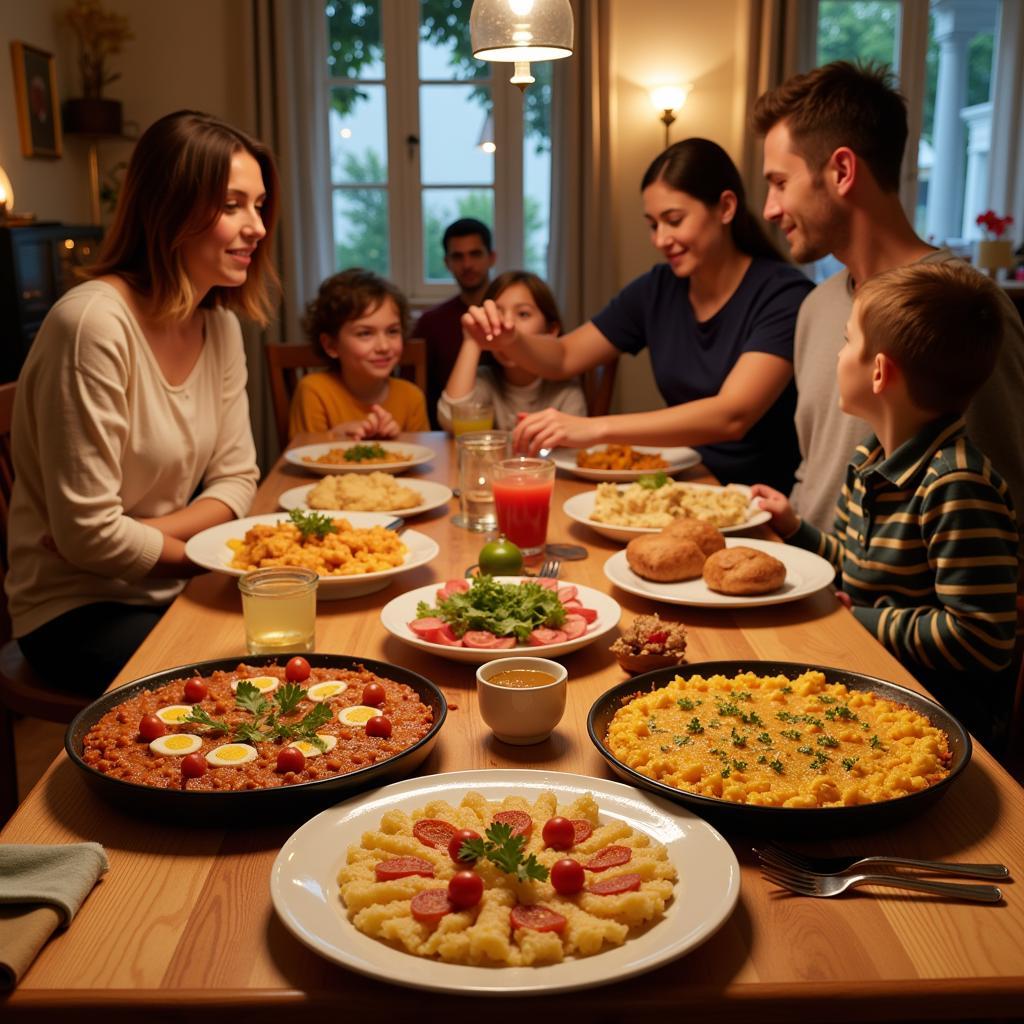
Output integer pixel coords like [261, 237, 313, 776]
[550, 445, 701, 482]
[184, 512, 439, 600]
[603, 537, 836, 609]
[285, 441, 435, 476]
[563, 483, 772, 542]
[270, 769, 740, 996]
[278, 479, 454, 518]
[379, 576, 621, 663]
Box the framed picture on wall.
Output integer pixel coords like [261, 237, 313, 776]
[10, 42, 63, 159]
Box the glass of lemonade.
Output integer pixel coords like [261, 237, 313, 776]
[452, 430, 511, 532]
[451, 398, 495, 436]
[238, 567, 318, 654]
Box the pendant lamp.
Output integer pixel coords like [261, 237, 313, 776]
[470, 0, 574, 90]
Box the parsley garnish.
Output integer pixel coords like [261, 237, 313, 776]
[673, 735, 691, 747]
[288, 508, 338, 540]
[869, 734, 884, 749]
[676, 697, 696, 711]
[461, 822, 548, 883]
[768, 758, 785, 774]
[757, 732, 773, 745]
[780, 729, 802, 741]
[182, 705, 230, 734]
[842, 756, 860, 771]
[686, 717, 704, 734]
[817, 734, 839, 748]
[637, 471, 669, 490]
[343, 442, 388, 462]
[730, 727, 747, 748]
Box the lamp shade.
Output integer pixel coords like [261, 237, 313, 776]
[650, 85, 690, 113]
[0, 165, 13, 210]
[470, 0, 574, 63]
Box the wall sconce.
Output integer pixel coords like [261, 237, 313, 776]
[650, 84, 692, 149]
[0, 165, 14, 219]
[470, 0, 574, 91]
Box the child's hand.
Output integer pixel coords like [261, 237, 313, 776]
[330, 405, 400, 440]
[749, 484, 800, 538]
[512, 408, 599, 455]
[461, 300, 516, 353]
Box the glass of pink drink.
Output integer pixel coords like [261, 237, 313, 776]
[492, 457, 556, 557]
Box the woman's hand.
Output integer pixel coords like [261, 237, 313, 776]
[461, 299, 517, 353]
[749, 483, 800, 539]
[330, 405, 400, 440]
[512, 408, 602, 455]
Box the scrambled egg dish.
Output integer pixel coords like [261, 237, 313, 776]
[605, 670, 952, 807]
[592, 482, 750, 528]
[228, 519, 407, 576]
[307, 472, 420, 512]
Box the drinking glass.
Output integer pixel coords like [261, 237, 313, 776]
[452, 430, 512, 532]
[491, 456, 556, 556]
[450, 398, 495, 436]
[238, 567, 318, 654]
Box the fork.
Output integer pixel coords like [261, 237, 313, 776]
[755, 843, 1009, 880]
[758, 861, 1003, 902]
[537, 559, 560, 578]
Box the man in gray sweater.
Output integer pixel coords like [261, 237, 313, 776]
[752, 62, 1024, 539]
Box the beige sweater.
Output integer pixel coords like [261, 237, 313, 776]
[5, 280, 259, 637]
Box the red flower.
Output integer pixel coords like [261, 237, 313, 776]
[976, 210, 1014, 239]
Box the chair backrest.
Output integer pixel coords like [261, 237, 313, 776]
[264, 338, 429, 450]
[583, 355, 620, 418]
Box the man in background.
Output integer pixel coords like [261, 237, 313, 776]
[413, 218, 496, 427]
[753, 61, 1024, 538]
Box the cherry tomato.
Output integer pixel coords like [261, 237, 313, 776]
[183, 677, 208, 703]
[410, 889, 452, 923]
[448, 828, 482, 865]
[139, 715, 167, 741]
[542, 816, 575, 850]
[365, 714, 392, 738]
[286, 656, 311, 683]
[447, 870, 484, 910]
[276, 746, 305, 774]
[413, 819, 458, 849]
[550, 858, 585, 896]
[181, 752, 207, 779]
[362, 681, 386, 706]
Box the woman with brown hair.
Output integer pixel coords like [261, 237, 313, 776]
[462, 138, 813, 491]
[5, 110, 278, 693]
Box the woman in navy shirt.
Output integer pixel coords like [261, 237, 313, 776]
[462, 138, 813, 490]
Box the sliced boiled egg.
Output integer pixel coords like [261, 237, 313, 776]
[338, 705, 384, 727]
[306, 680, 349, 702]
[155, 704, 193, 725]
[206, 743, 258, 767]
[150, 733, 202, 757]
[231, 675, 279, 695]
[288, 733, 338, 758]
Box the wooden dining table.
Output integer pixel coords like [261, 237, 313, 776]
[3, 431, 1023, 1023]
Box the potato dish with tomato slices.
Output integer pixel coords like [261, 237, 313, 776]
[337, 790, 677, 965]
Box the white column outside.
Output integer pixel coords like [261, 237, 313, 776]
[961, 101, 992, 238]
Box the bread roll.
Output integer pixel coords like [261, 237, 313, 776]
[703, 546, 786, 595]
[662, 517, 726, 557]
[626, 533, 705, 582]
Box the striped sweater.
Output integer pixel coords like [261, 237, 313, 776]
[789, 415, 1019, 678]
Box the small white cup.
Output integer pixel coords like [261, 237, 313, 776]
[476, 657, 568, 745]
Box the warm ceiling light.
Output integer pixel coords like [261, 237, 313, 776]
[0, 165, 14, 213]
[470, 0, 573, 91]
[649, 84, 692, 148]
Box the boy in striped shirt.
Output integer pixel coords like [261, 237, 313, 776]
[753, 262, 1019, 745]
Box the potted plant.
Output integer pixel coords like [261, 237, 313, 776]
[62, 0, 134, 136]
[974, 210, 1015, 278]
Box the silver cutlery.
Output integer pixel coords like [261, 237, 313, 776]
[758, 860, 1003, 902]
[754, 843, 1009, 880]
[537, 559, 560, 578]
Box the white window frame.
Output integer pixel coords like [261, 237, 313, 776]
[328, 1, 534, 305]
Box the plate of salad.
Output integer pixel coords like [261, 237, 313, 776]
[285, 441, 435, 476]
[379, 575, 622, 663]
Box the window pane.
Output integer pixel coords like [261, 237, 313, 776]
[330, 86, 387, 184]
[423, 188, 493, 282]
[816, 1, 899, 66]
[418, 0, 487, 80]
[523, 61, 552, 277]
[326, 0, 384, 79]
[333, 187, 389, 275]
[419, 85, 493, 185]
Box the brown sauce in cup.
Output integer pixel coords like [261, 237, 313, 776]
[486, 669, 558, 689]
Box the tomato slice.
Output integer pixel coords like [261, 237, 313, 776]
[413, 818, 458, 849]
[410, 889, 453, 923]
[587, 872, 643, 896]
[584, 845, 632, 872]
[374, 857, 435, 882]
[509, 904, 567, 933]
[570, 819, 594, 845]
[492, 810, 532, 839]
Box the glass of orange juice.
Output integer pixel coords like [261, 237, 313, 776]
[451, 398, 495, 436]
[238, 567, 318, 654]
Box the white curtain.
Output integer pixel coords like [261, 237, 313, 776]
[547, 0, 615, 331]
[987, 0, 1024, 240]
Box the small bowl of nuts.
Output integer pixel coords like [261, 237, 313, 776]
[609, 614, 687, 674]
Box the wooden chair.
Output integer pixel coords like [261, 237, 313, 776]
[264, 339, 428, 450]
[583, 354, 619, 417]
[0, 382, 89, 824]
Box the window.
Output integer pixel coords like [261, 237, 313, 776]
[324, 0, 553, 301]
[814, 0, 999, 247]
